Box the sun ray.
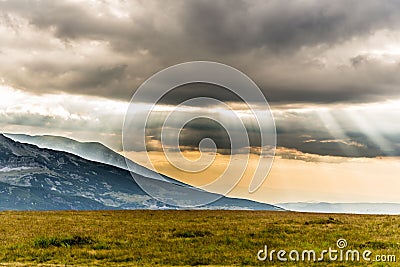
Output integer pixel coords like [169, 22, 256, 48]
[345, 109, 394, 156]
[315, 109, 359, 157]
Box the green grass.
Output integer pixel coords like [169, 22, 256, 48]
[0, 210, 398, 266]
[33, 235, 94, 248]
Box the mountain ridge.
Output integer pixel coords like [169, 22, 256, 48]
[0, 133, 282, 211]
[4, 133, 189, 187]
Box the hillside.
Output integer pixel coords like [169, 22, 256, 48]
[0, 134, 281, 210]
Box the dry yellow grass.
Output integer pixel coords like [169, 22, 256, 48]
[0, 210, 399, 266]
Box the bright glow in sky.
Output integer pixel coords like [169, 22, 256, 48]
[125, 150, 400, 204]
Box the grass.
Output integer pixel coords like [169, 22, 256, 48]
[0, 210, 398, 266]
[33, 236, 94, 248]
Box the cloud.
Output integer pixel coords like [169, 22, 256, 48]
[0, 86, 127, 149]
[274, 101, 400, 157]
[180, 0, 400, 53]
[125, 104, 263, 154]
[3, 82, 400, 158]
[0, 0, 400, 103]
[1, 1, 400, 159]
[121, 97, 400, 157]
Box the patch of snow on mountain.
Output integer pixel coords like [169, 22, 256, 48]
[0, 166, 32, 172]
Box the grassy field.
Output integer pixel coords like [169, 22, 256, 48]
[0, 210, 399, 266]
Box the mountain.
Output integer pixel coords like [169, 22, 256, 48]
[0, 134, 282, 211]
[5, 133, 129, 169]
[277, 202, 400, 215]
[4, 133, 187, 187]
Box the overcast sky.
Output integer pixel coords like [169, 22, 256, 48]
[1, 0, 399, 156]
[1, 0, 400, 103]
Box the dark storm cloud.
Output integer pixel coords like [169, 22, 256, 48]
[1, 0, 400, 103]
[12, 61, 131, 98]
[157, 83, 243, 105]
[9, 0, 399, 54]
[0, 0, 129, 39]
[139, 108, 264, 155]
[181, 0, 400, 53]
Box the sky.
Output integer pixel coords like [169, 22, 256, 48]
[1, 0, 400, 204]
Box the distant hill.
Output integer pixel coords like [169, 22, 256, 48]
[0, 134, 282, 211]
[4, 133, 129, 169]
[4, 133, 187, 186]
[277, 202, 400, 214]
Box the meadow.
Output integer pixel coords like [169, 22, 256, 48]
[0, 210, 399, 266]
